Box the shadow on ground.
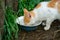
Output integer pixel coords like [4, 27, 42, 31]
[18, 20, 60, 40]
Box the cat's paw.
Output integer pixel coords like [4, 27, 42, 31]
[44, 27, 50, 31]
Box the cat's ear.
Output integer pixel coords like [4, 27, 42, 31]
[24, 8, 29, 15]
[28, 13, 31, 18]
[23, 8, 32, 18]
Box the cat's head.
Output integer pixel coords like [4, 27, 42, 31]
[23, 8, 35, 25]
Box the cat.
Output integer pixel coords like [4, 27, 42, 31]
[24, 0, 60, 30]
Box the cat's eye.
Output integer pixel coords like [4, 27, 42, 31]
[29, 14, 31, 18]
[28, 13, 31, 18]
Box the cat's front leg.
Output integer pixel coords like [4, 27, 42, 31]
[44, 18, 54, 30]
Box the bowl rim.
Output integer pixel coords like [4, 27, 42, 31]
[16, 16, 41, 27]
[18, 24, 40, 28]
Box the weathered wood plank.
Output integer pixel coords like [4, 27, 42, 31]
[0, 0, 5, 40]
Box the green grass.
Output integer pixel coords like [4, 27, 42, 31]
[18, 0, 50, 16]
[3, 6, 18, 40]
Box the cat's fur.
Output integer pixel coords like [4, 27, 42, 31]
[24, 0, 60, 30]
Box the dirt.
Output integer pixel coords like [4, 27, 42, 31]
[18, 20, 60, 40]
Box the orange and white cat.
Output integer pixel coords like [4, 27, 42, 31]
[24, 0, 60, 30]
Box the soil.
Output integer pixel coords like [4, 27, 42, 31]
[18, 20, 60, 40]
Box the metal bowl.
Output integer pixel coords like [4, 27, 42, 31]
[18, 24, 38, 31]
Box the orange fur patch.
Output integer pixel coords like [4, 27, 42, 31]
[35, 4, 41, 8]
[57, 2, 60, 13]
[30, 11, 35, 17]
[24, 16, 31, 25]
[48, 0, 57, 8]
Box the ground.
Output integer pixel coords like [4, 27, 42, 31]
[18, 20, 60, 40]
